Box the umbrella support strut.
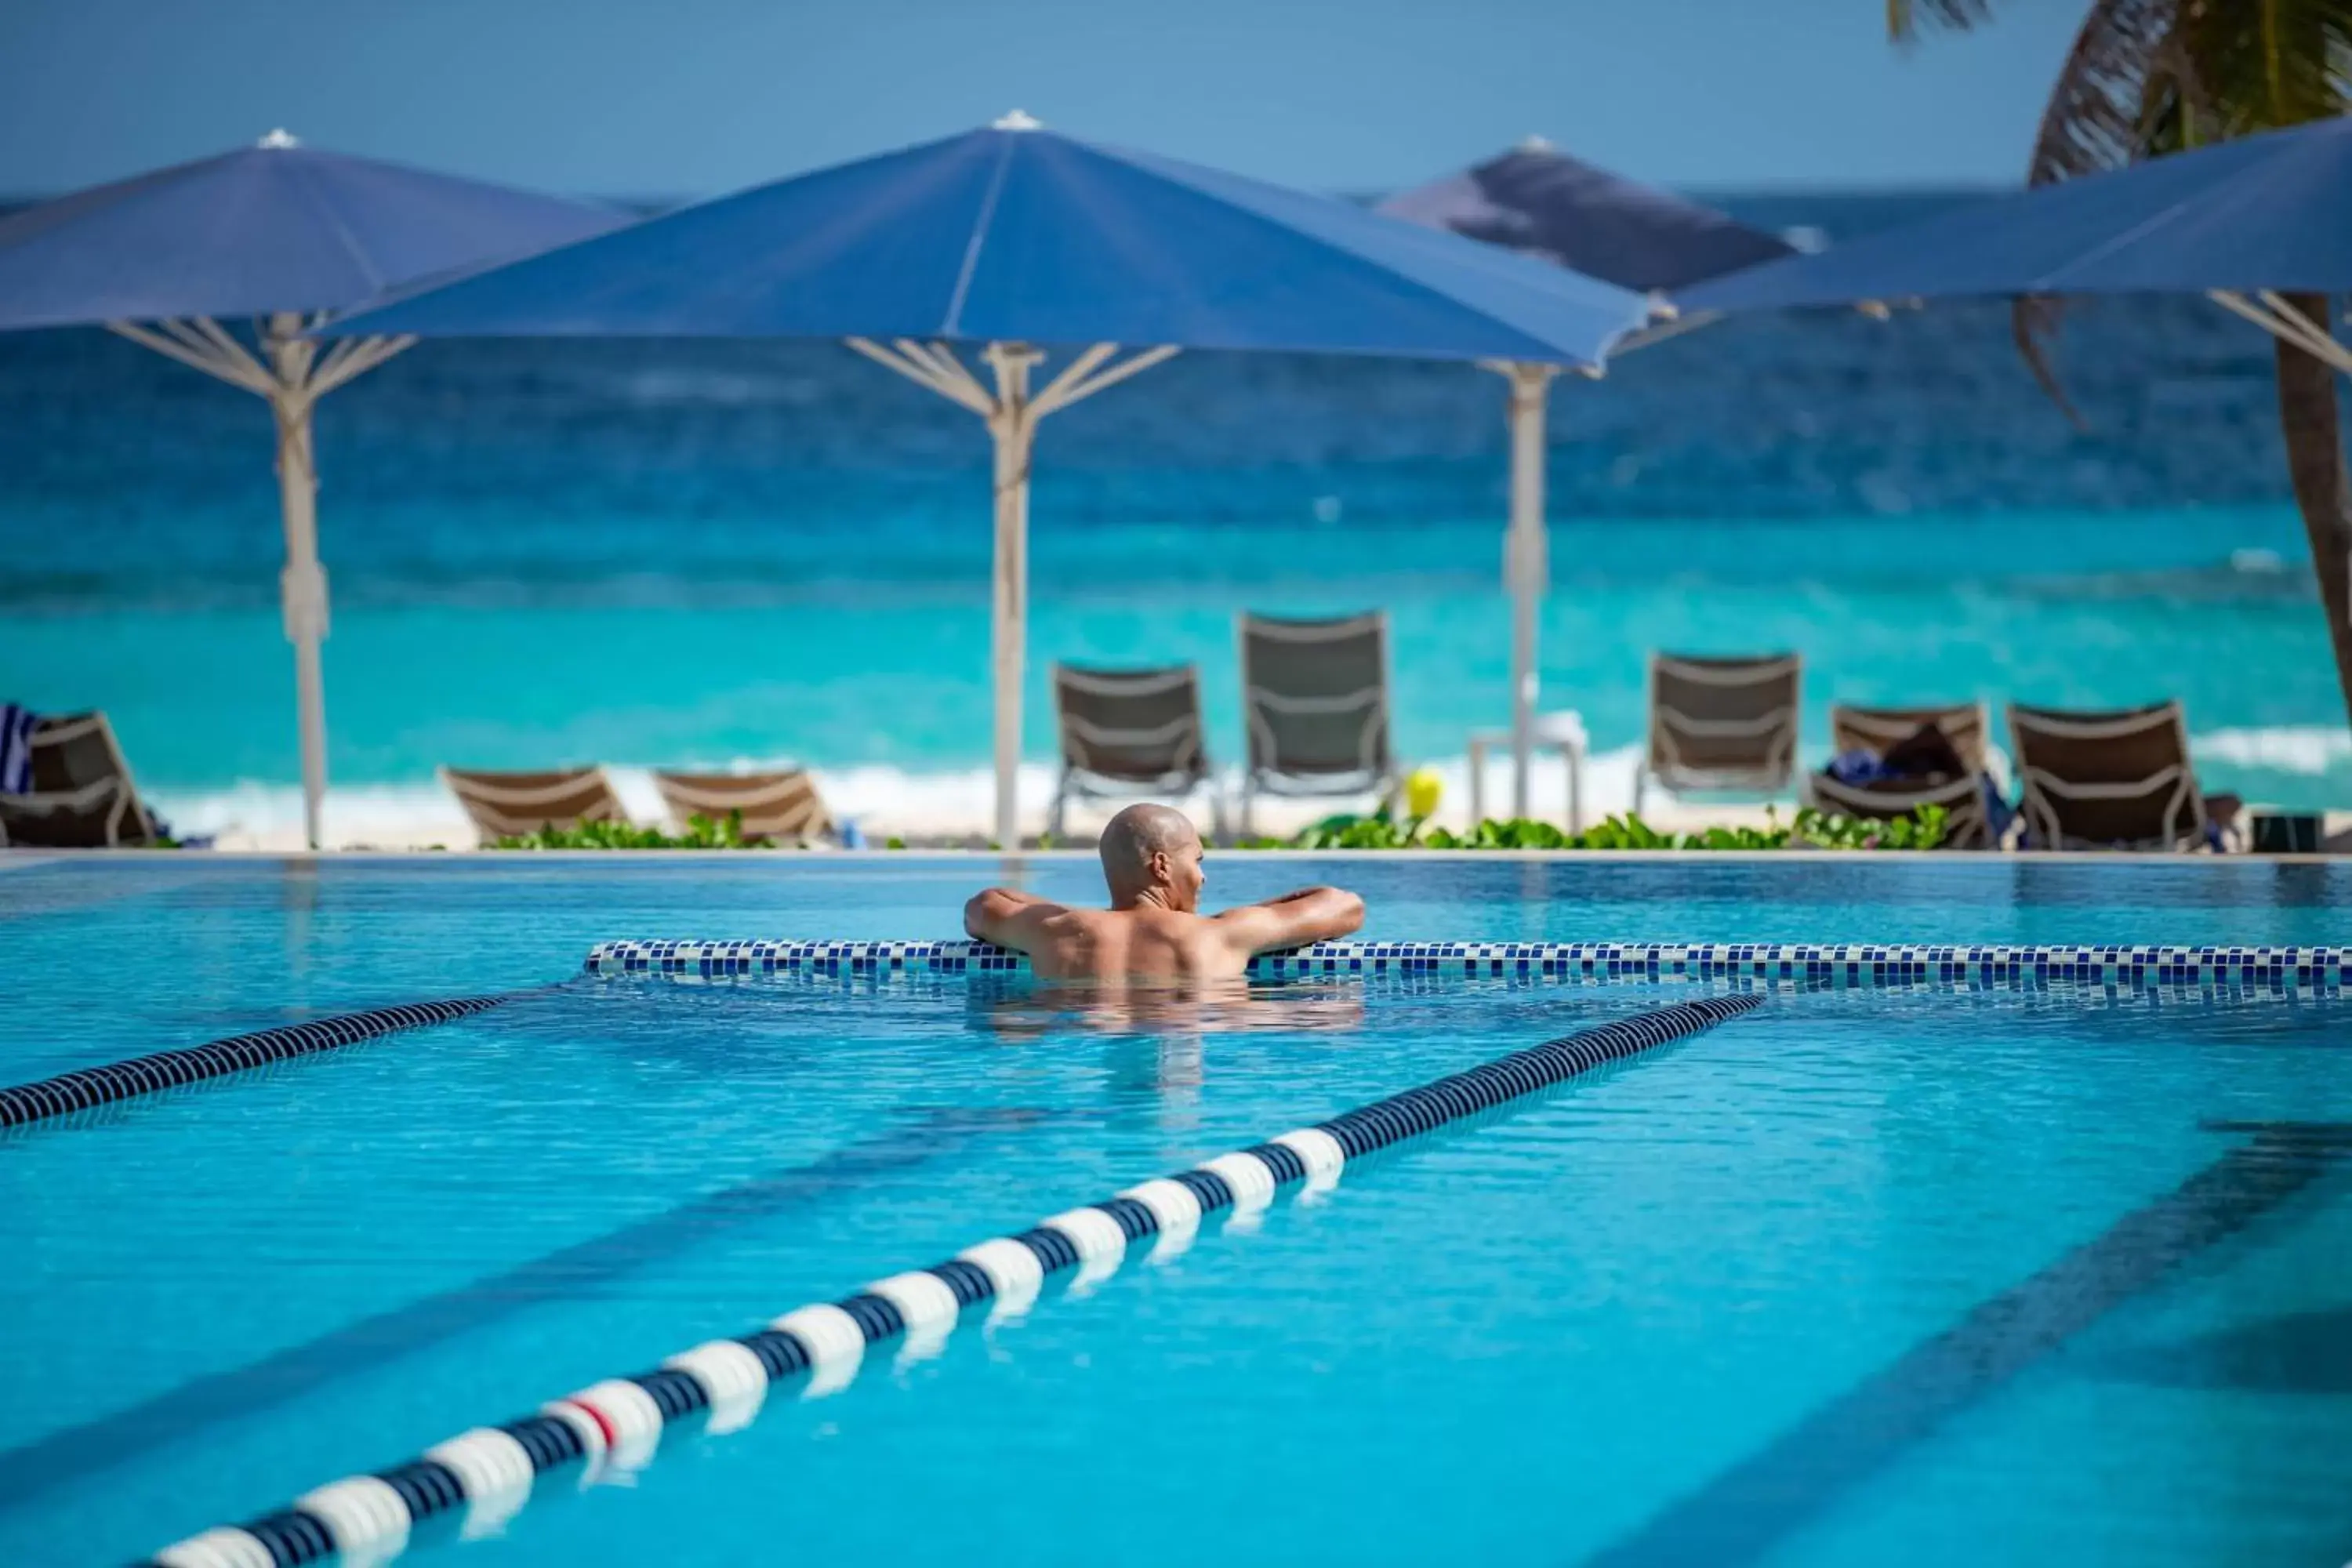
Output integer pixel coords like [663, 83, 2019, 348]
[106, 313, 412, 849]
[846, 336, 1178, 848]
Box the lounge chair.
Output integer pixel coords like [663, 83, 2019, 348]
[654, 768, 831, 844]
[1049, 662, 1224, 840]
[1239, 611, 1399, 837]
[1809, 700, 1996, 848]
[0, 710, 162, 848]
[2007, 700, 2212, 851]
[1633, 652, 1802, 814]
[439, 765, 627, 844]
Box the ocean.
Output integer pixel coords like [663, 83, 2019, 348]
[2, 190, 2346, 841]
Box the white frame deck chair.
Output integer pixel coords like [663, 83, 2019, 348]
[437, 765, 628, 844]
[0, 711, 162, 848]
[1048, 662, 1224, 840]
[1634, 652, 1802, 815]
[2007, 700, 2209, 851]
[653, 768, 832, 844]
[1811, 700, 1996, 849]
[1238, 611, 1399, 838]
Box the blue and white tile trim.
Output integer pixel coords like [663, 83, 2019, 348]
[0, 996, 514, 1131]
[136, 992, 1762, 1568]
[585, 940, 2352, 993]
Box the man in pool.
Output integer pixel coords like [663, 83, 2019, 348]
[963, 802, 1365, 982]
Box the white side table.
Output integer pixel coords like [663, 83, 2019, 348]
[1467, 710, 1588, 832]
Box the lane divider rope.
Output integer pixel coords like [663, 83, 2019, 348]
[585, 939, 2351, 993]
[136, 991, 1764, 1568]
[0, 996, 517, 1131]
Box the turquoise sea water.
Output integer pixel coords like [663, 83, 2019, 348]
[2, 858, 2348, 1566]
[1, 191, 2347, 834]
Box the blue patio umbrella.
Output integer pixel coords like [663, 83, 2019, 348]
[332, 113, 1653, 845]
[1379, 138, 1793, 819]
[0, 131, 622, 846]
[1679, 114, 2352, 356]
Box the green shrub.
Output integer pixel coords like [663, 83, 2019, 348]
[491, 810, 769, 851]
[1236, 803, 1948, 853]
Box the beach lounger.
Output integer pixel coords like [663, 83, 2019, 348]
[0, 710, 162, 848]
[1810, 700, 1997, 848]
[2007, 700, 2212, 851]
[1634, 652, 1802, 814]
[653, 768, 831, 844]
[1049, 662, 1224, 840]
[439, 765, 627, 844]
[1239, 611, 1399, 837]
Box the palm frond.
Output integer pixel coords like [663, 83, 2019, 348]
[1887, 0, 1998, 42]
[2008, 0, 2182, 423]
[2165, 0, 2352, 135]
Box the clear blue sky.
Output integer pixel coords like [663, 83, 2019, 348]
[0, 0, 2083, 200]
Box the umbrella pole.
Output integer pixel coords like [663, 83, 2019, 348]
[844, 336, 1178, 848]
[984, 343, 1042, 850]
[263, 318, 331, 851]
[1502, 362, 1558, 822]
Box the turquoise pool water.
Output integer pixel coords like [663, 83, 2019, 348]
[1, 858, 2347, 1566]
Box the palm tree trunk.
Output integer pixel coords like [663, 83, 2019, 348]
[2272, 292, 2352, 724]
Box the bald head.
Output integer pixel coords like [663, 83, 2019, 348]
[1099, 804, 1205, 910]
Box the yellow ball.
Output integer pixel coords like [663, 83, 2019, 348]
[1403, 766, 1443, 819]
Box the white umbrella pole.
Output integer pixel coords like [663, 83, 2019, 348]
[271, 390, 330, 850]
[984, 343, 1042, 850]
[844, 335, 1178, 848]
[260, 318, 332, 850]
[1502, 362, 1558, 821]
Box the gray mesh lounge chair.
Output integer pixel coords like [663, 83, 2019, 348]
[1811, 700, 1996, 849]
[1049, 663, 1223, 840]
[1634, 652, 1802, 814]
[439, 765, 627, 844]
[0, 711, 161, 848]
[1239, 611, 1398, 837]
[654, 769, 832, 844]
[2008, 700, 2209, 851]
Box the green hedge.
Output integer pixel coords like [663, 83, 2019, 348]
[1245, 804, 1950, 852]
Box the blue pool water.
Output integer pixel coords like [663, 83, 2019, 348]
[2, 858, 2349, 1566]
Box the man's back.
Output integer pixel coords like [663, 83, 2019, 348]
[1003, 904, 1246, 982]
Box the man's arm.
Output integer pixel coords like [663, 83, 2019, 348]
[963, 887, 1069, 952]
[1210, 886, 1366, 957]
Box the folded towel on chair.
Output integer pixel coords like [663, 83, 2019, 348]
[0, 705, 34, 795]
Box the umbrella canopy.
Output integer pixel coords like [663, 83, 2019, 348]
[0, 132, 619, 328]
[330, 115, 1653, 845]
[1679, 114, 2352, 314]
[0, 132, 622, 849]
[332, 117, 1646, 361]
[1378, 135, 1793, 294]
[1377, 139, 1793, 820]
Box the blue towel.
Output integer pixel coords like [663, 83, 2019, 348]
[0, 705, 34, 794]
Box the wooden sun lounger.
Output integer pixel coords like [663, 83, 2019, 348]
[1239, 610, 1399, 837]
[1050, 662, 1222, 839]
[0, 710, 162, 848]
[438, 765, 627, 844]
[653, 769, 831, 843]
[1635, 652, 1802, 813]
[2007, 700, 2210, 851]
[1811, 700, 1997, 848]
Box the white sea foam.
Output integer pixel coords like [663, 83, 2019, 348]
[138, 727, 2352, 851]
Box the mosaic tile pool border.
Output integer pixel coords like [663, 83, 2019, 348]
[585, 940, 2351, 993]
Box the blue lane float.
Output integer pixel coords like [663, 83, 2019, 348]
[585, 939, 2352, 993]
[0, 996, 515, 1131]
[136, 991, 1764, 1568]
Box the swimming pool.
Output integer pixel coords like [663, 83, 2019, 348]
[2, 855, 2348, 1566]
